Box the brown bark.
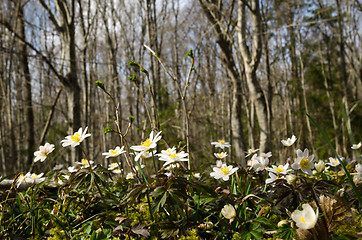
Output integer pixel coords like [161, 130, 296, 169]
[16, 2, 35, 168]
[199, 0, 246, 165]
[237, 0, 269, 153]
[39, 0, 81, 164]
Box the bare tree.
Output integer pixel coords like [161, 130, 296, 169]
[237, 0, 270, 153]
[198, 0, 246, 165]
[39, 0, 81, 164]
[16, 1, 35, 167]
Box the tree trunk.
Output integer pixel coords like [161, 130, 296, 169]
[336, 0, 353, 159]
[17, 2, 35, 168]
[198, 0, 246, 165]
[237, 0, 269, 153]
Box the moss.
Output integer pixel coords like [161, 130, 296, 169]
[179, 229, 200, 240]
[48, 226, 66, 240]
[334, 210, 362, 237]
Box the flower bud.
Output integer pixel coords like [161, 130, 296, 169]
[354, 174, 362, 185]
[356, 163, 362, 174]
[277, 219, 289, 227]
[221, 204, 236, 220]
[315, 160, 325, 173]
[286, 174, 297, 185]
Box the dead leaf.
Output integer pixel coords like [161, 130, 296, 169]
[318, 194, 355, 232]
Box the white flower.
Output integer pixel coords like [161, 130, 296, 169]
[134, 150, 157, 162]
[326, 157, 340, 167]
[286, 174, 297, 184]
[193, 173, 201, 178]
[214, 152, 228, 159]
[210, 164, 238, 181]
[165, 163, 179, 171]
[248, 154, 269, 172]
[259, 152, 272, 159]
[255, 157, 269, 172]
[27, 172, 44, 181]
[108, 162, 119, 170]
[266, 172, 285, 184]
[16, 174, 26, 188]
[351, 142, 361, 150]
[292, 148, 315, 175]
[281, 135, 297, 147]
[291, 204, 318, 230]
[34, 143, 55, 162]
[211, 140, 231, 149]
[314, 160, 326, 173]
[61, 127, 91, 147]
[75, 159, 94, 168]
[134, 164, 145, 171]
[113, 169, 122, 174]
[68, 166, 78, 173]
[17, 172, 45, 187]
[355, 163, 362, 174]
[53, 164, 63, 171]
[268, 163, 291, 175]
[158, 147, 189, 166]
[130, 131, 162, 152]
[247, 154, 259, 169]
[102, 146, 125, 158]
[277, 220, 289, 227]
[354, 174, 362, 185]
[126, 172, 135, 179]
[164, 163, 180, 177]
[245, 148, 259, 157]
[221, 204, 236, 219]
[216, 160, 224, 168]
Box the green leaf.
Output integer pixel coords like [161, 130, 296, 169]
[250, 230, 263, 240]
[128, 60, 139, 67]
[128, 74, 138, 85]
[103, 124, 114, 133]
[185, 48, 194, 58]
[95, 81, 105, 91]
[129, 115, 135, 124]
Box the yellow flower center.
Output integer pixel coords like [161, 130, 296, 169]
[169, 153, 178, 159]
[276, 166, 284, 173]
[332, 159, 338, 164]
[300, 158, 310, 169]
[218, 140, 225, 144]
[71, 133, 81, 142]
[218, 153, 223, 158]
[31, 174, 37, 178]
[301, 216, 306, 223]
[220, 165, 229, 175]
[81, 159, 88, 164]
[110, 149, 118, 156]
[141, 138, 152, 147]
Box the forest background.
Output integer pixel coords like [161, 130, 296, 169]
[0, 0, 361, 176]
